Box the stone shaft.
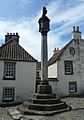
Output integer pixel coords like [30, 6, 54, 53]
[41, 33, 48, 81]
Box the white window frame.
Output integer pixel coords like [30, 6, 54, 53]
[65, 61, 73, 75]
[69, 82, 77, 93]
[3, 62, 16, 79]
[3, 87, 14, 102]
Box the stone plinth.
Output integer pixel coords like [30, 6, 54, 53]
[37, 84, 52, 94]
[18, 93, 71, 116]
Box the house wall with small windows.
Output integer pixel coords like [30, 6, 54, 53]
[0, 61, 36, 103]
[57, 39, 84, 97]
[0, 33, 37, 103]
[48, 39, 84, 97]
[48, 27, 84, 97]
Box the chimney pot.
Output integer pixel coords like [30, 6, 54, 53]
[53, 48, 59, 55]
[72, 26, 81, 40]
[10, 33, 12, 35]
[7, 33, 9, 35]
[77, 26, 79, 32]
[73, 26, 75, 32]
[13, 33, 15, 35]
[16, 32, 18, 35]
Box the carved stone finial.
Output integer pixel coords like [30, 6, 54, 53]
[42, 7, 47, 16]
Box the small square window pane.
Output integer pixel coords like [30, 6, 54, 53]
[4, 62, 16, 79]
[65, 61, 73, 75]
[69, 82, 77, 93]
[3, 88, 14, 101]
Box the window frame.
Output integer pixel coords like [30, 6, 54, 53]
[64, 61, 73, 75]
[36, 71, 40, 79]
[69, 82, 77, 93]
[3, 62, 16, 80]
[2, 87, 14, 102]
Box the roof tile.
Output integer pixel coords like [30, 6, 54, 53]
[48, 40, 72, 66]
[0, 39, 37, 62]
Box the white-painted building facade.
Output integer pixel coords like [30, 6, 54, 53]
[0, 33, 37, 103]
[48, 26, 84, 97]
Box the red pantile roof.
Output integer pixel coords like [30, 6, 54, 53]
[0, 39, 37, 62]
[48, 40, 72, 66]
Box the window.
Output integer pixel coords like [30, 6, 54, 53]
[64, 61, 73, 75]
[3, 87, 14, 102]
[3, 62, 16, 80]
[69, 82, 77, 93]
[36, 71, 40, 79]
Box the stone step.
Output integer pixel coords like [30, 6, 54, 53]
[27, 98, 61, 104]
[18, 105, 71, 116]
[23, 102, 67, 111]
[34, 93, 56, 99]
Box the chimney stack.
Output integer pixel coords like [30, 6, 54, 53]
[53, 48, 59, 55]
[72, 26, 81, 40]
[5, 32, 20, 43]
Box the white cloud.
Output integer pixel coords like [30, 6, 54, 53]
[0, 0, 84, 61]
[46, 0, 84, 57]
[0, 18, 41, 60]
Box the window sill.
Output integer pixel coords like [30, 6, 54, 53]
[65, 73, 73, 75]
[2, 99, 14, 102]
[3, 77, 16, 80]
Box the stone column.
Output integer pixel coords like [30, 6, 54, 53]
[37, 7, 52, 94]
[41, 33, 48, 82]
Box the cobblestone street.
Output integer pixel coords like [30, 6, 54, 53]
[0, 97, 84, 120]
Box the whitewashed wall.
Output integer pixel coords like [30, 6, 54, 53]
[48, 39, 84, 97]
[48, 62, 57, 78]
[0, 61, 36, 103]
[16, 62, 36, 102]
[57, 39, 84, 97]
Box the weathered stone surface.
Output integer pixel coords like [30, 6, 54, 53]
[33, 93, 56, 99]
[7, 108, 23, 120]
[37, 84, 52, 94]
[18, 105, 70, 116]
[28, 98, 60, 104]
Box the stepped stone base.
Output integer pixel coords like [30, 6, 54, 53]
[18, 83, 71, 116]
[18, 105, 71, 116]
[18, 93, 71, 116]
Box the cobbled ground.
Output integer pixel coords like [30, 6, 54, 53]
[0, 97, 84, 120]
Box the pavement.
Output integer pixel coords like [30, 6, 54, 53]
[0, 97, 84, 120]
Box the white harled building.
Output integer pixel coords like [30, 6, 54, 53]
[48, 26, 84, 97]
[0, 33, 37, 104]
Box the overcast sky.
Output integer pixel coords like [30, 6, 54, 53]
[0, 0, 84, 61]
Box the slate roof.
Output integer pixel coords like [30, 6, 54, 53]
[48, 40, 73, 66]
[0, 39, 37, 62]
